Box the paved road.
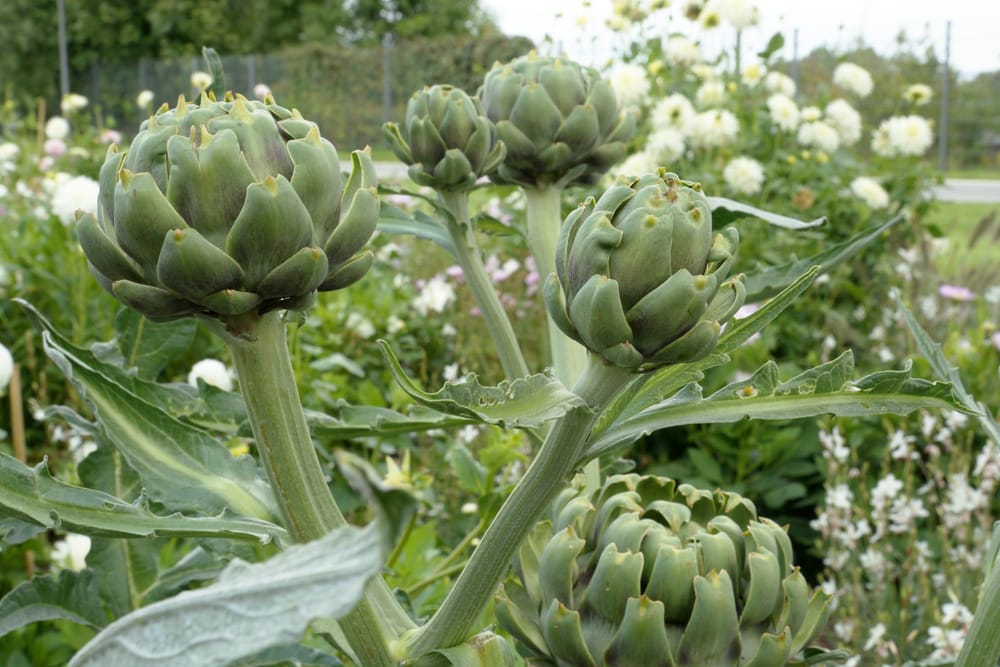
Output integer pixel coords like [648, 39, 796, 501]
[351, 162, 1000, 204]
[933, 179, 1000, 203]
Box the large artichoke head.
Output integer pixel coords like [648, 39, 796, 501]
[496, 474, 836, 666]
[478, 53, 636, 188]
[544, 169, 745, 371]
[78, 93, 379, 323]
[383, 84, 506, 191]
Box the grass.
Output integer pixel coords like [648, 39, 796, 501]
[922, 201, 1000, 285]
[943, 168, 1000, 180]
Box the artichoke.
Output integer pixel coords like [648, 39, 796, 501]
[77, 92, 379, 323]
[543, 169, 744, 371]
[384, 84, 506, 191]
[495, 473, 836, 666]
[478, 53, 636, 188]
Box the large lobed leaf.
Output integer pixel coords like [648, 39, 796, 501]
[16, 299, 278, 521]
[68, 525, 383, 667]
[0, 454, 286, 544]
[379, 341, 585, 428]
[583, 351, 967, 463]
[0, 570, 108, 637]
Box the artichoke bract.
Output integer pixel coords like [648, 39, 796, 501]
[78, 92, 379, 323]
[544, 169, 745, 371]
[496, 474, 836, 666]
[478, 53, 636, 188]
[383, 84, 506, 192]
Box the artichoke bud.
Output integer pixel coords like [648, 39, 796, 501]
[545, 169, 745, 371]
[496, 473, 837, 666]
[79, 94, 378, 323]
[479, 53, 635, 187]
[383, 84, 505, 192]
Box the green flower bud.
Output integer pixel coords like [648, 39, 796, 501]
[544, 169, 745, 371]
[496, 474, 837, 667]
[478, 52, 636, 188]
[384, 85, 506, 192]
[79, 92, 378, 323]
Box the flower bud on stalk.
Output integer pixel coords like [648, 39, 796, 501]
[544, 169, 745, 371]
[77, 92, 379, 323]
[496, 474, 836, 666]
[478, 53, 636, 188]
[384, 84, 506, 192]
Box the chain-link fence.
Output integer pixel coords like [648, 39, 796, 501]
[77, 33, 534, 153]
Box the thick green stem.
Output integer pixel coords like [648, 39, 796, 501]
[956, 546, 1000, 667]
[223, 311, 414, 667]
[404, 356, 634, 656]
[439, 191, 530, 380]
[523, 185, 588, 385]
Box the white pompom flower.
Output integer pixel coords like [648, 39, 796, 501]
[49, 175, 99, 225]
[136, 89, 155, 109]
[832, 62, 874, 97]
[825, 99, 862, 145]
[766, 94, 800, 131]
[188, 359, 234, 392]
[45, 117, 70, 141]
[723, 156, 765, 195]
[609, 63, 651, 108]
[51, 533, 91, 571]
[850, 177, 890, 209]
[0, 342, 13, 392]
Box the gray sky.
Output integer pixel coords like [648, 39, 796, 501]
[480, 0, 998, 78]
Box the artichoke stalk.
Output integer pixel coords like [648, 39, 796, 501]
[545, 169, 745, 371]
[384, 85, 529, 380]
[477, 53, 636, 384]
[495, 473, 838, 666]
[77, 92, 413, 667]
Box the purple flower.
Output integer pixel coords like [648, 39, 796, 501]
[939, 284, 974, 301]
[992, 332, 1000, 352]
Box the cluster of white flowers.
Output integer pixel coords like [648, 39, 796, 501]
[694, 80, 726, 107]
[188, 358, 234, 392]
[704, 0, 759, 28]
[664, 35, 702, 66]
[849, 176, 890, 209]
[766, 94, 799, 131]
[797, 120, 840, 153]
[60, 93, 89, 114]
[688, 109, 739, 147]
[832, 62, 874, 97]
[412, 274, 456, 315]
[651, 94, 696, 132]
[609, 63, 651, 108]
[904, 83, 933, 106]
[825, 99, 862, 145]
[48, 173, 100, 225]
[872, 115, 934, 157]
[763, 71, 796, 97]
[740, 62, 765, 87]
[722, 156, 764, 194]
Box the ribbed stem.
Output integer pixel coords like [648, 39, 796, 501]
[439, 191, 530, 380]
[956, 547, 1000, 667]
[404, 356, 634, 656]
[523, 185, 588, 385]
[222, 311, 414, 667]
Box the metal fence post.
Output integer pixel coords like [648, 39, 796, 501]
[938, 20, 951, 171]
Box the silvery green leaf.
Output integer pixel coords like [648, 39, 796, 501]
[583, 351, 966, 462]
[708, 197, 825, 229]
[69, 525, 382, 667]
[743, 214, 905, 300]
[0, 570, 108, 637]
[113, 308, 199, 380]
[0, 454, 286, 544]
[379, 341, 585, 428]
[17, 300, 278, 521]
[306, 403, 469, 440]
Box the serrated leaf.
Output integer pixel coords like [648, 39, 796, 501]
[583, 352, 966, 462]
[16, 300, 278, 521]
[744, 214, 905, 300]
[306, 403, 470, 440]
[718, 267, 820, 354]
[708, 197, 825, 230]
[378, 341, 585, 428]
[0, 570, 108, 637]
[114, 308, 198, 380]
[68, 525, 383, 667]
[0, 454, 286, 544]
